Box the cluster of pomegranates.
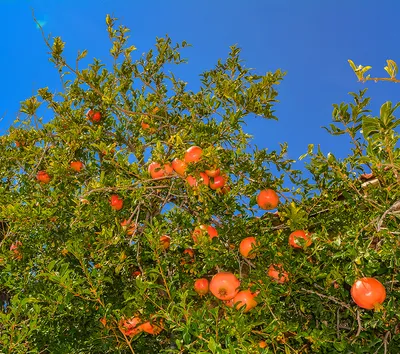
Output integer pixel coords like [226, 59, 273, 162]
[148, 146, 229, 192]
[118, 316, 163, 337]
[34, 134, 387, 332]
[187, 189, 284, 312]
[193, 272, 257, 312]
[9, 241, 22, 260]
[194, 258, 386, 313]
[192, 188, 387, 312]
[34, 109, 100, 186]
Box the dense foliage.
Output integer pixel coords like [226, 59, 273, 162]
[1, 16, 400, 353]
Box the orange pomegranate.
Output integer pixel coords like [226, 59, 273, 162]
[209, 175, 227, 190]
[160, 235, 171, 249]
[109, 194, 123, 211]
[186, 175, 197, 187]
[194, 278, 209, 296]
[351, 277, 386, 310]
[186, 172, 209, 187]
[172, 158, 187, 176]
[239, 237, 257, 259]
[36, 170, 51, 184]
[209, 272, 240, 301]
[192, 225, 218, 243]
[87, 109, 102, 123]
[205, 167, 220, 178]
[257, 189, 279, 210]
[184, 146, 202, 163]
[148, 162, 173, 179]
[200, 172, 209, 186]
[289, 230, 312, 248]
[86, 109, 94, 120]
[268, 264, 289, 283]
[233, 289, 258, 312]
[70, 161, 84, 172]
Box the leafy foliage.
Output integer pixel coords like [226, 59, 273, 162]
[1, 16, 400, 353]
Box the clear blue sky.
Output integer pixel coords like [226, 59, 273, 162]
[2, 0, 400, 163]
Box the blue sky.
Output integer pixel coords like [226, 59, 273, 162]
[2, 0, 400, 164]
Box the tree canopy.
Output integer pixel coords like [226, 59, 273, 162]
[1, 15, 399, 353]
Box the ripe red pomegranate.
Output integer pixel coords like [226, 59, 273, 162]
[36, 170, 51, 184]
[257, 189, 279, 210]
[184, 146, 202, 163]
[289, 230, 312, 248]
[268, 264, 289, 283]
[192, 225, 218, 243]
[70, 161, 84, 172]
[351, 277, 386, 310]
[239, 237, 257, 259]
[209, 272, 240, 301]
[109, 194, 123, 211]
[194, 278, 209, 296]
[233, 289, 258, 312]
[172, 158, 187, 176]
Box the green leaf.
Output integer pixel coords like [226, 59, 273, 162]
[183, 329, 191, 344]
[348, 59, 357, 71]
[333, 341, 346, 351]
[77, 49, 88, 61]
[384, 59, 398, 78]
[208, 337, 217, 353]
[362, 116, 380, 138]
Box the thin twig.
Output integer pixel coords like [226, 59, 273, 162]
[362, 77, 400, 84]
[383, 330, 391, 354]
[29, 143, 50, 179]
[300, 288, 355, 315]
[355, 309, 362, 337]
[82, 180, 172, 197]
[377, 200, 400, 232]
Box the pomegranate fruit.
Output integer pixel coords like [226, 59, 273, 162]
[257, 189, 279, 210]
[209, 272, 240, 301]
[109, 194, 123, 211]
[184, 146, 202, 163]
[233, 289, 258, 312]
[192, 225, 218, 243]
[172, 158, 187, 176]
[289, 230, 312, 248]
[194, 278, 209, 296]
[268, 264, 289, 283]
[70, 161, 84, 172]
[36, 170, 51, 184]
[351, 277, 386, 310]
[239, 237, 257, 259]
